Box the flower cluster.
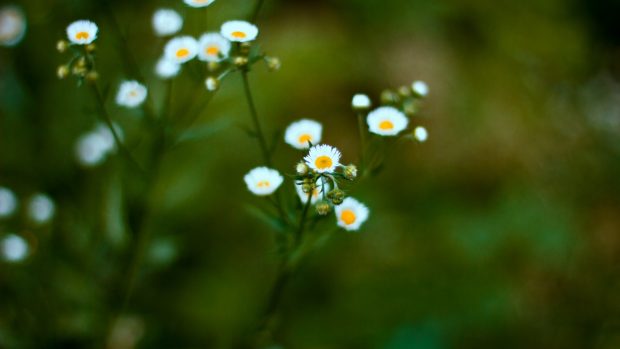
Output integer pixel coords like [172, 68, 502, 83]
[56, 20, 99, 82]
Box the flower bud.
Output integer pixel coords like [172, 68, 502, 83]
[344, 164, 357, 180]
[57, 65, 70, 79]
[315, 200, 331, 215]
[380, 90, 399, 105]
[56, 40, 68, 53]
[233, 56, 248, 68]
[414, 126, 428, 142]
[411, 80, 429, 97]
[76, 56, 87, 69]
[85, 44, 96, 53]
[301, 178, 315, 194]
[327, 189, 345, 205]
[403, 100, 417, 116]
[239, 42, 252, 55]
[266, 57, 281, 71]
[296, 162, 309, 176]
[352, 94, 371, 110]
[398, 85, 411, 97]
[205, 76, 219, 91]
[85, 71, 99, 82]
[207, 61, 219, 72]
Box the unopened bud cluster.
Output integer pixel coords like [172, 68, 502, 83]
[56, 39, 98, 83]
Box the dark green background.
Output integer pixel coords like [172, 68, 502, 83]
[1, 0, 620, 347]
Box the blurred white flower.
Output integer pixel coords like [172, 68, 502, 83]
[164, 36, 198, 64]
[1, 234, 28, 262]
[304, 144, 341, 173]
[367, 106, 408, 136]
[414, 126, 428, 142]
[116, 80, 147, 108]
[284, 119, 322, 150]
[335, 197, 369, 231]
[152, 9, 182, 37]
[197, 33, 231, 62]
[221, 20, 258, 42]
[66, 20, 97, 45]
[0, 187, 17, 218]
[155, 57, 181, 79]
[244, 167, 284, 196]
[205, 76, 218, 91]
[184, 0, 215, 8]
[352, 94, 371, 109]
[75, 123, 123, 167]
[0, 6, 26, 47]
[412, 80, 429, 96]
[28, 193, 55, 225]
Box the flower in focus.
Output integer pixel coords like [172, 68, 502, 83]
[155, 57, 181, 79]
[66, 20, 98, 45]
[367, 106, 408, 136]
[1, 234, 28, 262]
[304, 144, 341, 173]
[412, 80, 429, 97]
[352, 94, 371, 110]
[164, 36, 198, 64]
[0, 6, 26, 47]
[295, 181, 330, 204]
[284, 119, 322, 150]
[0, 187, 17, 218]
[221, 20, 258, 43]
[244, 167, 284, 196]
[184, 0, 215, 8]
[414, 126, 428, 142]
[335, 197, 369, 231]
[197, 33, 231, 62]
[28, 194, 55, 225]
[152, 9, 183, 37]
[116, 80, 148, 108]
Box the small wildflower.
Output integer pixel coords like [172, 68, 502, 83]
[367, 106, 409, 136]
[155, 57, 181, 79]
[152, 9, 183, 37]
[221, 20, 258, 43]
[344, 164, 357, 180]
[326, 188, 345, 205]
[205, 76, 219, 91]
[414, 126, 428, 142]
[315, 200, 331, 216]
[66, 20, 98, 45]
[0, 6, 26, 47]
[295, 182, 330, 204]
[304, 144, 341, 173]
[116, 80, 147, 108]
[164, 36, 198, 64]
[184, 0, 215, 8]
[198, 33, 231, 62]
[0, 187, 17, 218]
[1, 234, 28, 262]
[28, 194, 55, 225]
[335, 197, 369, 231]
[284, 119, 322, 150]
[352, 94, 371, 110]
[244, 167, 284, 196]
[411, 80, 429, 97]
[296, 162, 309, 176]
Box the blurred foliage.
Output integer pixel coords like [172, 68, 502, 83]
[2, 0, 620, 348]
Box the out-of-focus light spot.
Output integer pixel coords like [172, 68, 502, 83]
[75, 123, 123, 167]
[28, 193, 55, 225]
[0, 6, 26, 47]
[414, 126, 428, 142]
[412, 80, 429, 97]
[0, 186, 18, 218]
[1, 234, 28, 262]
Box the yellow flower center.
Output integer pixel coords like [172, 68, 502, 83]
[315, 156, 332, 170]
[206, 46, 219, 56]
[257, 180, 270, 188]
[298, 134, 312, 145]
[129, 90, 137, 97]
[75, 31, 89, 40]
[176, 48, 190, 58]
[341, 209, 356, 225]
[231, 31, 247, 39]
[379, 120, 394, 130]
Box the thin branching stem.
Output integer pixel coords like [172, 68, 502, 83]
[357, 111, 367, 174]
[241, 70, 271, 166]
[250, 0, 266, 22]
[294, 191, 313, 247]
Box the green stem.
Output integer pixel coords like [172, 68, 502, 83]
[295, 191, 313, 247]
[357, 111, 367, 174]
[241, 71, 271, 166]
[250, 0, 266, 22]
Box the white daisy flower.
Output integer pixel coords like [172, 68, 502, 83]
[295, 181, 330, 204]
[244, 167, 284, 196]
[152, 9, 183, 37]
[221, 20, 258, 43]
[284, 119, 322, 150]
[164, 36, 198, 64]
[412, 80, 429, 96]
[116, 80, 148, 108]
[352, 94, 371, 109]
[197, 33, 231, 62]
[304, 144, 341, 173]
[0, 6, 26, 47]
[0, 187, 17, 218]
[28, 193, 55, 225]
[335, 197, 369, 232]
[367, 106, 408, 136]
[66, 20, 98, 45]
[184, 0, 215, 8]
[1, 234, 28, 262]
[155, 57, 181, 79]
[414, 126, 428, 142]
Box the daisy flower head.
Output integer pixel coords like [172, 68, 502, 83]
[221, 20, 258, 43]
[66, 20, 98, 45]
[0, 187, 17, 218]
[184, 0, 215, 8]
[0, 6, 26, 47]
[198, 33, 231, 62]
[304, 144, 341, 173]
[335, 197, 369, 232]
[284, 119, 322, 150]
[244, 167, 284, 196]
[155, 57, 181, 79]
[164, 36, 198, 64]
[152, 9, 183, 37]
[367, 106, 409, 136]
[116, 80, 148, 108]
[295, 181, 330, 204]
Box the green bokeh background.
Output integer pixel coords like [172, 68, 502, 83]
[2, 0, 620, 347]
